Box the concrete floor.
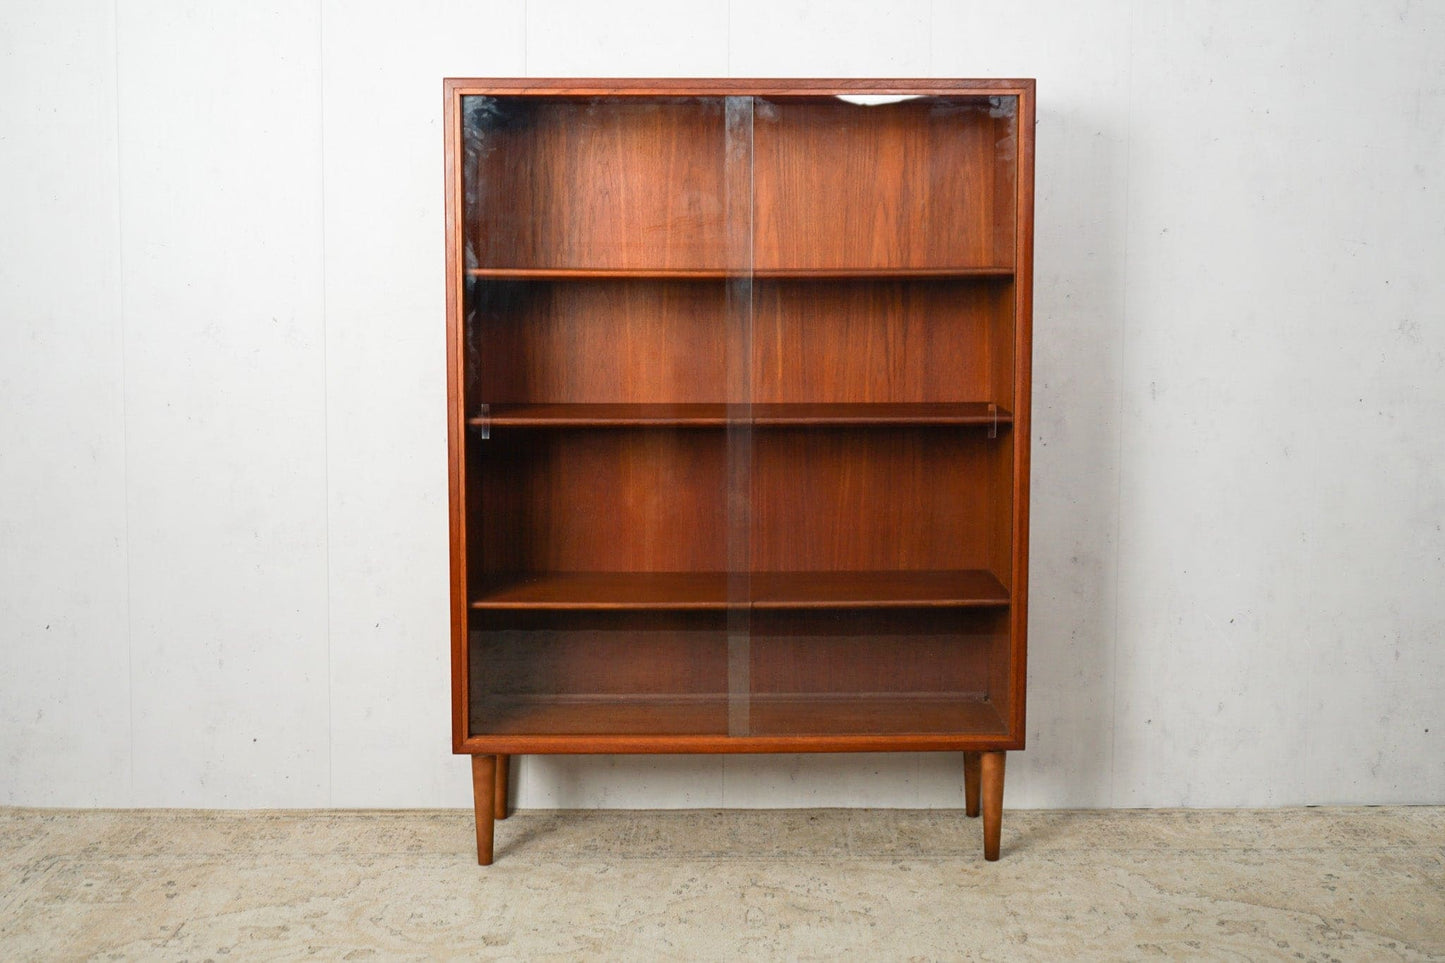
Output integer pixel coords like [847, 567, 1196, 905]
[1, 807, 1441, 960]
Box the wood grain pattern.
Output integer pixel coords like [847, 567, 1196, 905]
[470, 98, 728, 271]
[473, 431, 727, 576]
[446, 77, 1035, 772]
[471, 614, 728, 700]
[1008, 84, 1036, 746]
[447, 79, 1033, 97]
[470, 754, 495, 865]
[753, 99, 1015, 270]
[445, 83, 471, 751]
[466, 267, 1013, 279]
[964, 752, 982, 817]
[749, 619, 994, 697]
[749, 429, 998, 572]
[469, 570, 1009, 610]
[470, 403, 1011, 428]
[493, 754, 510, 820]
[469, 694, 1007, 740]
[752, 279, 1011, 404]
[469, 280, 727, 406]
[982, 750, 1005, 860]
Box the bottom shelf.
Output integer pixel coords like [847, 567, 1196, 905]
[471, 693, 1006, 738]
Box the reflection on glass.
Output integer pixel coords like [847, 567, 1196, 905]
[461, 93, 1020, 739]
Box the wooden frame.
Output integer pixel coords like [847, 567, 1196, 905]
[446, 78, 1035, 863]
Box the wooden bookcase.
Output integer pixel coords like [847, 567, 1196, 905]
[444, 79, 1035, 864]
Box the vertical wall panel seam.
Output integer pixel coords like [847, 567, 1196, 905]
[319, 0, 334, 807]
[112, 0, 136, 807]
[1107, 0, 1139, 808]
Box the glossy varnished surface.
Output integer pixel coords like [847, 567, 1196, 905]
[470, 569, 1009, 610]
[751, 279, 1013, 404]
[446, 79, 1035, 763]
[468, 694, 1007, 739]
[468, 98, 728, 271]
[469, 402, 1012, 428]
[752, 98, 1016, 270]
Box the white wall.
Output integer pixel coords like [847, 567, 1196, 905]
[2, 0, 1442, 809]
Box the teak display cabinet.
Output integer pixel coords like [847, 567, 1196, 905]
[445, 78, 1035, 864]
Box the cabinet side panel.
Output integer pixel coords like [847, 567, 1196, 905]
[446, 84, 471, 750]
[1009, 84, 1036, 743]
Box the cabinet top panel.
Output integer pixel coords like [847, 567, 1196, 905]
[444, 78, 1034, 98]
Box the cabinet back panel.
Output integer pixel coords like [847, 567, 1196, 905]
[467, 97, 729, 270]
[473, 432, 728, 575]
[752, 99, 1016, 270]
[471, 616, 727, 697]
[749, 429, 997, 571]
[749, 609, 999, 695]
[470, 280, 729, 406]
[751, 279, 1009, 403]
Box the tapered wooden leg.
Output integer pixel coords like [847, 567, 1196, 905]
[471, 754, 496, 866]
[981, 750, 1005, 861]
[963, 752, 982, 818]
[493, 754, 510, 820]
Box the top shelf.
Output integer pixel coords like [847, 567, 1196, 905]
[466, 267, 1015, 281]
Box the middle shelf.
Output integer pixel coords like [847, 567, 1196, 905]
[470, 570, 1010, 611]
[467, 402, 1010, 429]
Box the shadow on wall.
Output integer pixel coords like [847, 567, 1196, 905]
[1014, 100, 1128, 808]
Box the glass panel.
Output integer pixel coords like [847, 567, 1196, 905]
[461, 96, 742, 738]
[751, 94, 1017, 271]
[744, 95, 1020, 737]
[724, 95, 755, 736]
[462, 95, 730, 271]
[459, 89, 1022, 742]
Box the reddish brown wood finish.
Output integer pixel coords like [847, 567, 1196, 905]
[470, 694, 1007, 740]
[749, 429, 999, 573]
[982, 750, 1006, 860]
[468, 280, 728, 407]
[751, 280, 1012, 404]
[445, 82, 470, 752]
[493, 754, 510, 820]
[964, 752, 982, 817]
[471, 754, 496, 864]
[445, 78, 1034, 862]
[469, 570, 1009, 610]
[472, 431, 728, 577]
[469, 402, 1012, 428]
[467, 266, 1013, 279]
[470, 98, 729, 271]
[752, 98, 1015, 270]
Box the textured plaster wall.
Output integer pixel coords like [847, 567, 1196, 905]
[2, 1, 1442, 808]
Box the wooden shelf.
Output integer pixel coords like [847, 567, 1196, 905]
[467, 266, 1014, 280]
[469, 402, 1011, 429]
[469, 692, 1006, 738]
[470, 570, 1009, 611]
